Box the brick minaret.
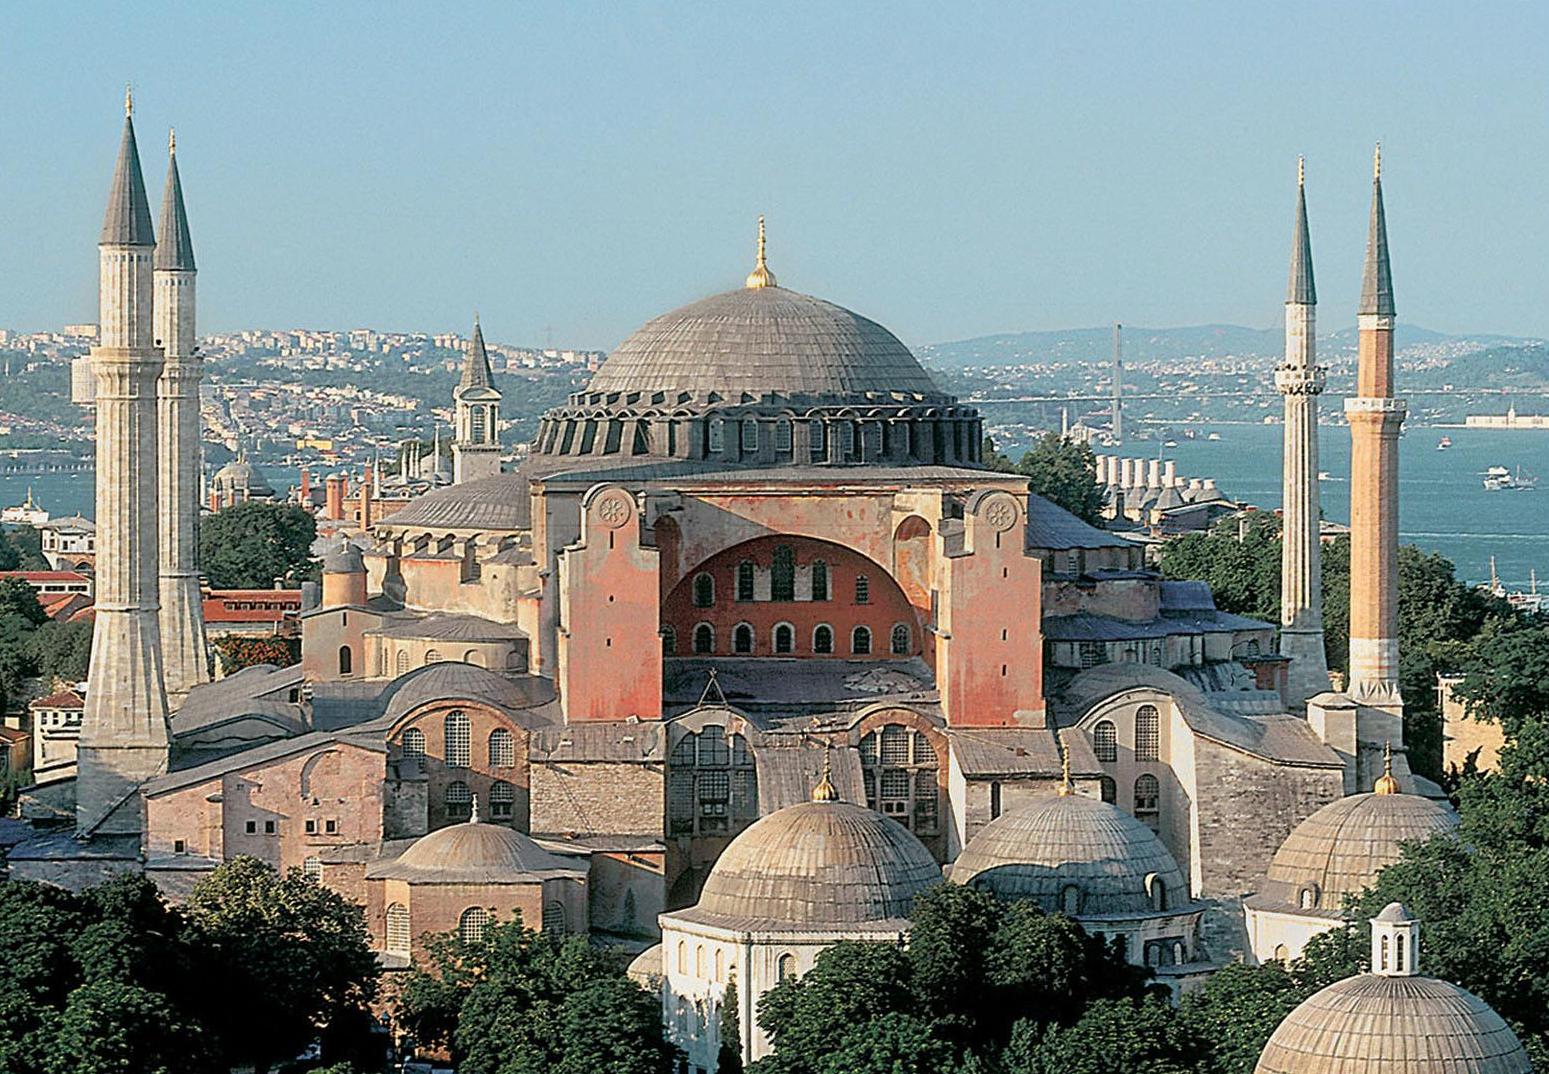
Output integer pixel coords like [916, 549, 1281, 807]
[78, 90, 172, 834]
[1345, 145, 1404, 710]
[155, 129, 210, 703]
[1276, 158, 1330, 707]
[452, 316, 502, 483]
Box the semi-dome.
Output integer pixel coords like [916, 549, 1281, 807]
[586, 285, 945, 400]
[685, 799, 941, 928]
[380, 660, 555, 723]
[1254, 789, 1457, 914]
[951, 791, 1190, 916]
[367, 818, 583, 884]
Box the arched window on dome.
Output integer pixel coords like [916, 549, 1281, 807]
[1060, 884, 1082, 916]
[775, 419, 792, 453]
[1299, 885, 1319, 910]
[425, 649, 441, 666]
[813, 624, 834, 654]
[777, 953, 797, 981]
[736, 560, 755, 601]
[693, 623, 715, 654]
[1147, 874, 1168, 912]
[1135, 705, 1160, 761]
[661, 626, 677, 656]
[337, 645, 352, 676]
[851, 626, 872, 655]
[740, 420, 758, 453]
[386, 903, 411, 956]
[445, 780, 472, 822]
[859, 725, 938, 835]
[771, 545, 795, 602]
[489, 728, 515, 768]
[811, 560, 829, 601]
[445, 711, 471, 768]
[489, 780, 515, 820]
[708, 418, 725, 453]
[1134, 774, 1160, 829]
[667, 725, 758, 837]
[402, 727, 426, 763]
[542, 901, 567, 935]
[395, 650, 410, 676]
[1380, 934, 1391, 972]
[1099, 776, 1117, 804]
[890, 623, 910, 655]
[693, 572, 715, 608]
[733, 623, 754, 654]
[809, 421, 825, 462]
[459, 907, 488, 945]
[1093, 721, 1118, 762]
[1395, 931, 1406, 972]
[773, 623, 795, 654]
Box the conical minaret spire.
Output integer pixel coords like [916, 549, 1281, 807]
[1346, 143, 1406, 713]
[1276, 157, 1330, 707]
[78, 95, 172, 833]
[452, 313, 502, 483]
[156, 126, 209, 702]
[458, 314, 494, 391]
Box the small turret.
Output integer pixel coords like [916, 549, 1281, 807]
[1370, 902, 1419, 976]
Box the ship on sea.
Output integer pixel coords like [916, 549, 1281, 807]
[0, 488, 49, 526]
[1437, 436, 1452, 450]
[1482, 465, 1538, 492]
[1484, 558, 1545, 615]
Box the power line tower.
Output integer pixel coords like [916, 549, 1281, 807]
[1111, 322, 1124, 442]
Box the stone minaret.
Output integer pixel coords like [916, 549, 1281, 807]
[1276, 158, 1330, 707]
[77, 91, 172, 834]
[452, 315, 502, 483]
[155, 129, 209, 703]
[1345, 145, 1405, 710]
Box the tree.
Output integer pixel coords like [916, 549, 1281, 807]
[984, 434, 1105, 525]
[756, 943, 919, 1073]
[213, 634, 300, 672]
[198, 501, 318, 588]
[1005, 995, 1198, 1074]
[1178, 961, 1304, 1074]
[45, 981, 207, 1074]
[718, 973, 744, 1074]
[813, 1012, 956, 1074]
[28, 618, 92, 687]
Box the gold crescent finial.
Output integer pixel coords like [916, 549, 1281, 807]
[169, 128, 176, 155]
[745, 214, 778, 289]
[125, 83, 133, 118]
[1374, 740, 1400, 794]
[1374, 142, 1382, 181]
[1056, 733, 1074, 796]
[1298, 155, 1305, 187]
[812, 746, 838, 802]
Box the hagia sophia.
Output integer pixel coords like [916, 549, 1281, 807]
[5, 100, 1531, 1074]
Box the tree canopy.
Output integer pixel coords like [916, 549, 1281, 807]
[198, 500, 318, 588]
[982, 434, 1106, 525]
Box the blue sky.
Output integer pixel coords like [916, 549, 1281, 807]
[3, 3, 1545, 348]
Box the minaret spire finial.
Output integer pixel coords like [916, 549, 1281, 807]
[1056, 732, 1074, 796]
[812, 745, 838, 802]
[1298, 154, 1305, 187]
[169, 128, 175, 155]
[1374, 740, 1400, 794]
[125, 83, 133, 118]
[1374, 142, 1382, 181]
[745, 215, 778, 289]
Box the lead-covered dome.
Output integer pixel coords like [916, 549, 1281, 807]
[367, 820, 583, 884]
[951, 792, 1189, 916]
[586, 286, 945, 400]
[1253, 791, 1457, 914]
[683, 800, 940, 928]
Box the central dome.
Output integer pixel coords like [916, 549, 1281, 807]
[586, 285, 945, 400]
[687, 800, 941, 927]
[368, 820, 582, 884]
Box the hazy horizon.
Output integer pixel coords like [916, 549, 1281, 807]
[4, 3, 1547, 349]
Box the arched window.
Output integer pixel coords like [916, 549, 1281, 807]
[667, 725, 758, 836]
[445, 780, 472, 820]
[1093, 720, 1118, 762]
[851, 626, 872, 655]
[459, 906, 488, 945]
[1060, 884, 1082, 915]
[303, 856, 322, 882]
[395, 650, 410, 676]
[695, 945, 706, 978]
[445, 711, 471, 768]
[693, 623, 714, 654]
[542, 901, 567, 935]
[811, 560, 829, 601]
[708, 418, 724, 453]
[677, 941, 687, 974]
[337, 645, 352, 675]
[662, 626, 676, 656]
[736, 560, 755, 601]
[464, 649, 484, 667]
[771, 545, 795, 601]
[424, 649, 442, 666]
[733, 623, 754, 654]
[813, 624, 834, 654]
[1380, 934, 1390, 972]
[855, 574, 870, 604]
[1099, 775, 1117, 803]
[489, 728, 515, 768]
[777, 953, 797, 981]
[1150, 876, 1168, 912]
[693, 572, 715, 608]
[1135, 705, 1160, 761]
[1395, 931, 1406, 972]
[990, 781, 1003, 820]
[490, 780, 515, 819]
[741, 420, 759, 452]
[809, 419, 826, 460]
[773, 623, 795, 654]
[774, 419, 792, 452]
[890, 623, 910, 655]
[1273, 943, 1289, 962]
[1134, 774, 1160, 826]
[1299, 885, 1319, 910]
[714, 948, 725, 982]
[386, 903, 411, 956]
[402, 727, 426, 762]
[859, 725, 938, 834]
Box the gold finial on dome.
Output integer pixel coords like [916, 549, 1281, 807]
[125, 83, 133, 118]
[745, 215, 778, 289]
[1298, 154, 1305, 187]
[1056, 734, 1074, 796]
[1373, 741, 1400, 794]
[1373, 141, 1382, 181]
[169, 128, 176, 155]
[812, 747, 838, 802]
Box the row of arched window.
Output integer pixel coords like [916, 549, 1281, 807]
[1091, 706, 1161, 763]
[669, 622, 909, 657]
[675, 939, 731, 982]
[668, 726, 758, 836]
[400, 717, 516, 770]
[443, 779, 516, 820]
[381, 648, 520, 676]
[692, 566, 870, 607]
[859, 725, 939, 835]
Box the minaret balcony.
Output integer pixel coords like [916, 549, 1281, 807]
[1274, 367, 1327, 395]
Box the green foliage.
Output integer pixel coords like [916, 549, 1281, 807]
[198, 500, 318, 588]
[0, 527, 47, 572]
[983, 434, 1105, 525]
[1159, 513, 1283, 624]
[214, 634, 300, 672]
[45, 981, 207, 1074]
[813, 1011, 956, 1074]
[1177, 961, 1303, 1074]
[27, 618, 92, 687]
[718, 973, 744, 1074]
[396, 921, 673, 1074]
[0, 579, 48, 714]
[1005, 994, 1199, 1074]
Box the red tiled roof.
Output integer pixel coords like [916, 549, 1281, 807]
[30, 689, 84, 710]
[38, 593, 92, 620]
[202, 590, 303, 623]
[0, 571, 90, 583]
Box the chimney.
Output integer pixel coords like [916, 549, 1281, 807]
[1147, 459, 1161, 487]
[1163, 460, 1177, 486]
[299, 467, 311, 501]
[324, 474, 345, 520]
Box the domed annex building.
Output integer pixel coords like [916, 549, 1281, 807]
[950, 767, 1211, 992]
[1255, 905, 1532, 1074]
[656, 769, 941, 1068]
[208, 451, 276, 511]
[1244, 752, 1458, 963]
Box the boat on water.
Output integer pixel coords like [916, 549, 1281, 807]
[1437, 436, 1452, 450]
[1317, 471, 1332, 481]
[1163, 440, 1179, 448]
[0, 488, 49, 527]
[1482, 559, 1546, 614]
[1482, 464, 1538, 491]
[1206, 432, 1222, 442]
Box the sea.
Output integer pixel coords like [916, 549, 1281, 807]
[3, 434, 1546, 590]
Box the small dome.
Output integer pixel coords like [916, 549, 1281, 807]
[1255, 975, 1531, 1074]
[368, 821, 583, 884]
[585, 286, 945, 400]
[1258, 792, 1457, 913]
[212, 458, 274, 495]
[951, 792, 1189, 916]
[688, 800, 940, 927]
[381, 661, 554, 722]
[322, 544, 364, 574]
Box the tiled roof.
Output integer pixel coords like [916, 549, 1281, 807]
[154, 146, 195, 271]
[100, 116, 155, 246]
[369, 613, 525, 642]
[530, 721, 666, 764]
[30, 689, 85, 710]
[1024, 494, 1131, 551]
[947, 727, 1100, 779]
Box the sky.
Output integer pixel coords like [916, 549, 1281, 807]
[2, 3, 1547, 350]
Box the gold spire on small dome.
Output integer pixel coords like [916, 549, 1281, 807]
[1373, 741, 1400, 795]
[745, 215, 778, 290]
[812, 748, 838, 802]
[1056, 734, 1074, 796]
